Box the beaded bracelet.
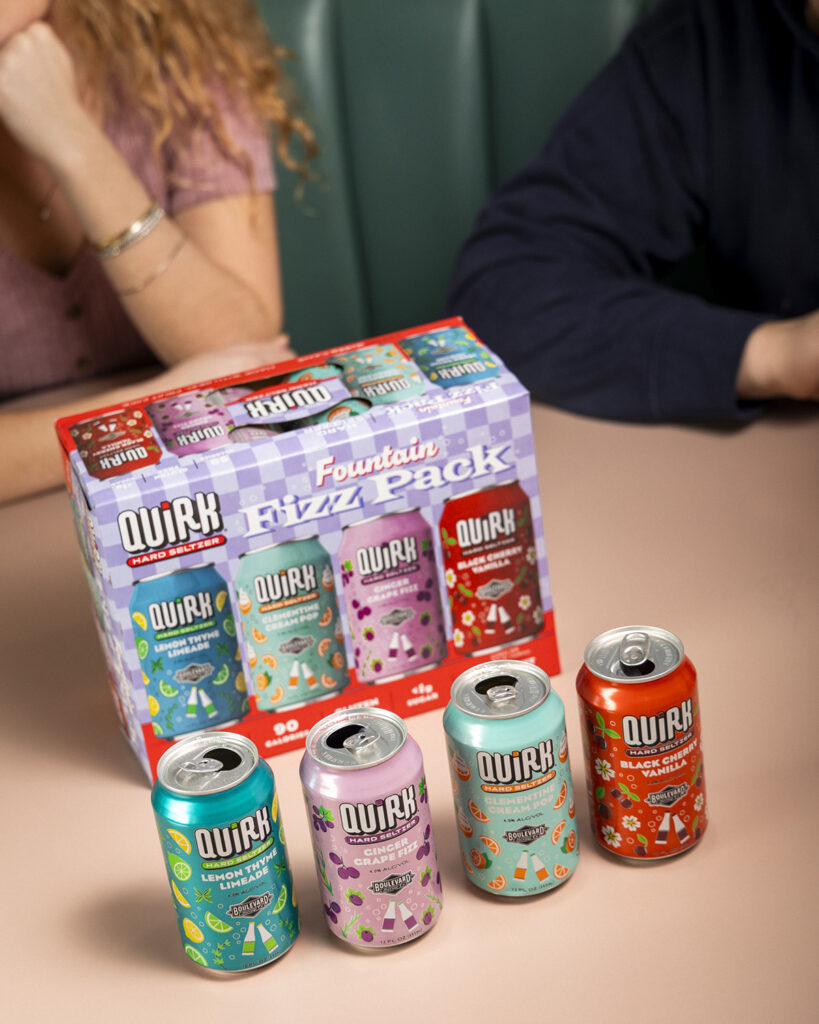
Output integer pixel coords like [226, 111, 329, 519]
[93, 201, 165, 260]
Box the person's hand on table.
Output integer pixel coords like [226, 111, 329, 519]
[738, 309, 819, 402]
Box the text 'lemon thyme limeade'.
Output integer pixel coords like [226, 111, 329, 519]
[151, 732, 299, 972]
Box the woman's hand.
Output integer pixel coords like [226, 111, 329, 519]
[0, 20, 92, 168]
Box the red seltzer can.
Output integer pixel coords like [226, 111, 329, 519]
[69, 408, 161, 479]
[299, 708, 443, 950]
[576, 626, 708, 860]
[439, 480, 543, 655]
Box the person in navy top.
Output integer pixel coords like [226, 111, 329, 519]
[447, 0, 819, 422]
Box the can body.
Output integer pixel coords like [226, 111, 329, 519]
[576, 626, 708, 860]
[236, 537, 348, 711]
[443, 660, 578, 896]
[400, 326, 499, 388]
[151, 732, 299, 972]
[146, 389, 238, 456]
[69, 408, 161, 479]
[299, 708, 443, 949]
[130, 564, 246, 739]
[440, 480, 543, 654]
[334, 344, 426, 404]
[301, 397, 372, 426]
[339, 509, 446, 682]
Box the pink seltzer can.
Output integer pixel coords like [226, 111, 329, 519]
[338, 508, 446, 683]
[299, 708, 443, 950]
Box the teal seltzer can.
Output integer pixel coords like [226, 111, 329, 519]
[130, 564, 247, 739]
[443, 660, 579, 896]
[152, 731, 299, 973]
[400, 325, 500, 388]
[236, 537, 349, 711]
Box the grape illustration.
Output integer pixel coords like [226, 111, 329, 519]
[357, 925, 375, 943]
[346, 889, 364, 906]
[324, 901, 341, 924]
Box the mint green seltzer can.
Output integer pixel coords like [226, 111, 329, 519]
[443, 660, 579, 896]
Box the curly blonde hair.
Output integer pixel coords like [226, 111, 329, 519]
[55, 0, 316, 179]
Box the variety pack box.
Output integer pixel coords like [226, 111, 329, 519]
[56, 318, 560, 782]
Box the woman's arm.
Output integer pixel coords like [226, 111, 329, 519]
[0, 21, 283, 365]
[0, 337, 294, 505]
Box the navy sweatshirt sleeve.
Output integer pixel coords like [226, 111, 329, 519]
[446, 0, 774, 422]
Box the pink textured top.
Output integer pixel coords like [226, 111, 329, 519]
[0, 93, 276, 400]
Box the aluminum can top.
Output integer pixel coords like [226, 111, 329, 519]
[155, 731, 258, 795]
[238, 535, 320, 559]
[305, 707, 407, 770]
[449, 659, 550, 719]
[582, 625, 684, 684]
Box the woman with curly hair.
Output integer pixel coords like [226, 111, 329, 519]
[0, 0, 315, 501]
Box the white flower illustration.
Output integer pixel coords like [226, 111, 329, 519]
[694, 794, 704, 812]
[461, 610, 475, 626]
[594, 758, 615, 780]
[445, 569, 457, 587]
[526, 546, 537, 565]
[518, 594, 532, 611]
[602, 826, 622, 848]
[453, 629, 465, 648]
[622, 815, 640, 832]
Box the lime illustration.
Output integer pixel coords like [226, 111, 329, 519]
[169, 853, 191, 881]
[159, 680, 179, 698]
[205, 912, 233, 933]
[132, 611, 148, 630]
[222, 616, 236, 637]
[185, 945, 207, 966]
[213, 664, 230, 686]
[136, 637, 150, 659]
[272, 885, 288, 914]
[152, 722, 164, 737]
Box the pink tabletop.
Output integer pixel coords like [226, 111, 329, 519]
[1, 402, 816, 1022]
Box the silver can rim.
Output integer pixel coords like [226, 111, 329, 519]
[304, 707, 407, 769]
[449, 658, 550, 719]
[155, 730, 259, 795]
[583, 625, 685, 683]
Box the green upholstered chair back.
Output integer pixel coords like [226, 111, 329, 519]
[257, 0, 653, 354]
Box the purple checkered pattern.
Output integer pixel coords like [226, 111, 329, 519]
[67, 343, 553, 767]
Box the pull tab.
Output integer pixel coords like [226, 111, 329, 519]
[485, 683, 518, 705]
[342, 728, 380, 757]
[618, 632, 655, 677]
[177, 757, 223, 778]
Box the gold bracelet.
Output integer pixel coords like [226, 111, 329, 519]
[115, 236, 187, 297]
[93, 201, 165, 260]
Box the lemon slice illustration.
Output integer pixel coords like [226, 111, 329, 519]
[172, 881, 190, 907]
[147, 695, 160, 716]
[183, 918, 204, 943]
[167, 829, 191, 854]
[132, 611, 148, 630]
[235, 672, 246, 693]
[215, 590, 228, 612]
